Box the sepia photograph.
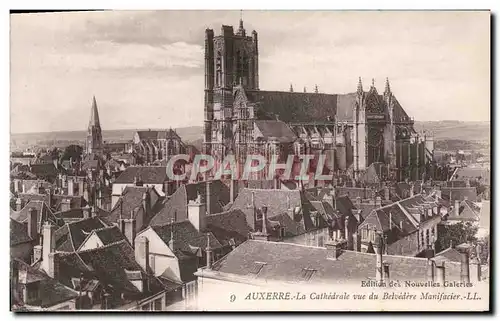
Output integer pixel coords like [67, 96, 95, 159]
[8, 9, 490, 312]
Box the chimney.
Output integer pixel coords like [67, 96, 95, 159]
[15, 198, 23, 211]
[135, 236, 150, 273]
[142, 192, 150, 216]
[67, 179, 74, 196]
[83, 205, 91, 219]
[375, 196, 382, 207]
[274, 176, 281, 190]
[120, 216, 137, 248]
[13, 179, 20, 193]
[61, 199, 72, 213]
[206, 180, 212, 215]
[22, 182, 26, 194]
[435, 261, 446, 286]
[456, 243, 471, 283]
[384, 186, 390, 201]
[47, 252, 59, 279]
[375, 232, 384, 283]
[454, 200, 460, 217]
[409, 183, 414, 197]
[261, 206, 268, 235]
[78, 180, 84, 196]
[206, 233, 213, 270]
[383, 261, 390, 285]
[41, 222, 56, 276]
[229, 178, 237, 203]
[91, 206, 98, 218]
[27, 207, 38, 240]
[426, 258, 435, 282]
[325, 239, 346, 260]
[188, 192, 207, 232]
[345, 216, 353, 250]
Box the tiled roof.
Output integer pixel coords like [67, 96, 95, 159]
[10, 219, 33, 246]
[93, 225, 126, 246]
[114, 166, 168, 184]
[59, 240, 165, 298]
[440, 187, 478, 202]
[205, 209, 253, 247]
[52, 195, 88, 211]
[17, 192, 50, 205]
[150, 180, 230, 226]
[13, 258, 79, 308]
[253, 120, 297, 143]
[151, 221, 223, 257]
[454, 167, 490, 185]
[136, 129, 182, 141]
[107, 186, 160, 225]
[245, 90, 350, 122]
[229, 188, 303, 231]
[209, 240, 465, 284]
[55, 217, 108, 252]
[435, 247, 463, 263]
[10, 200, 59, 232]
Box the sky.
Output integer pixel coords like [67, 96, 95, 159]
[10, 10, 490, 134]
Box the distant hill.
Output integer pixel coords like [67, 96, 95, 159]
[11, 121, 490, 152]
[414, 121, 490, 142]
[10, 126, 204, 151]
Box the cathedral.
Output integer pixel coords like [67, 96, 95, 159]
[202, 19, 435, 182]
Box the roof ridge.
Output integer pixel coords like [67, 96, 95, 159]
[77, 238, 128, 254]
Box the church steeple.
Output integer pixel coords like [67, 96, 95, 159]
[237, 10, 246, 36]
[89, 96, 101, 128]
[289, 83, 294, 92]
[86, 96, 103, 156]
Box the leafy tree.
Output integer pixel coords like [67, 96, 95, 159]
[61, 145, 84, 162]
[436, 222, 478, 253]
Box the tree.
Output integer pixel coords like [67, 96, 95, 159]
[436, 222, 478, 253]
[61, 145, 84, 162]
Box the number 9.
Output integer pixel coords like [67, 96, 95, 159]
[230, 294, 236, 302]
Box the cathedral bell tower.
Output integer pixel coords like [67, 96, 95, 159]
[203, 17, 259, 161]
[86, 96, 103, 156]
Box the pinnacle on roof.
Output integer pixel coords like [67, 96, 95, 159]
[356, 77, 363, 93]
[89, 96, 101, 128]
[384, 77, 391, 94]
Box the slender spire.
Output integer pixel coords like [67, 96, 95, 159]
[89, 96, 101, 128]
[289, 83, 294, 92]
[357, 77, 363, 94]
[303, 86, 307, 93]
[371, 78, 375, 88]
[237, 10, 246, 36]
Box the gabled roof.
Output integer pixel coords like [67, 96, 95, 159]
[150, 221, 222, 257]
[135, 129, 182, 141]
[150, 180, 230, 226]
[435, 247, 463, 263]
[253, 120, 297, 143]
[208, 240, 465, 284]
[55, 217, 108, 252]
[114, 166, 168, 184]
[77, 225, 126, 251]
[107, 186, 160, 224]
[205, 209, 253, 247]
[58, 240, 165, 297]
[229, 188, 304, 231]
[10, 200, 58, 231]
[52, 194, 88, 211]
[13, 258, 79, 308]
[10, 219, 33, 246]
